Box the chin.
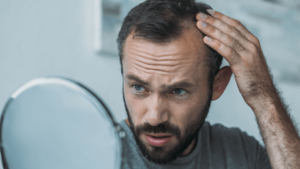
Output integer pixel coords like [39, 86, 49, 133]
[137, 136, 183, 164]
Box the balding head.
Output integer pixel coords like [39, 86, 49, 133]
[117, 0, 223, 85]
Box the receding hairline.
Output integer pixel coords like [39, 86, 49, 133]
[121, 20, 207, 61]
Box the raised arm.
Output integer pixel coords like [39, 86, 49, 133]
[195, 9, 300, 169]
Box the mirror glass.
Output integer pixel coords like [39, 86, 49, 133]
[0, 77, 122, 169]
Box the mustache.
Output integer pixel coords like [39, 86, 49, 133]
[135, 122, 181, 138]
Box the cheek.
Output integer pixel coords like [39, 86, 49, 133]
[170, 94, 208, 129]
[124, 86, 147, 124]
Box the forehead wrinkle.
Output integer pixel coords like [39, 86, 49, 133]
[129, 46, 195, 69]
[133, 55, 192, 67]
[130, 62, 189, 78]
[123, 28, 210, 80]
[128, 50, 206, 77]
[132, 60, 177, 74]
[128, 50, 194, 74]
[128, 44, 191, 63]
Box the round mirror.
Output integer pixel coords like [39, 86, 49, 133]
[0, 77, 123, 169]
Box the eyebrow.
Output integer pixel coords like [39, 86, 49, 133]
[126, 74, 150, 87]
[161, 82, 194, 90]
[125, 74, 194, 90]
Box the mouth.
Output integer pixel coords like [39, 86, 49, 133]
[144, 133, 173, 147]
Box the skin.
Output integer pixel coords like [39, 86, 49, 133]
[196, 9, 300, 169]
[122, 25, 232, 157]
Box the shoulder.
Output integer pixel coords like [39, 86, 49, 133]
[200, 122, 271, 168]
[201, 122, 261, 153]
[205, 122, 257, 144]
[205, 122, 246, 135]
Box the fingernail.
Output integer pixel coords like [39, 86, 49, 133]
[201, 21, 207, 27]
[198, 13, 207, 19]
[207, 9, 215, 15]
[205, 36, 212, 42]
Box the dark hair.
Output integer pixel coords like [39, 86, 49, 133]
[117, 0, 223, 87]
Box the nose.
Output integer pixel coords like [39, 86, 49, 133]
[146, 94, 169, 126]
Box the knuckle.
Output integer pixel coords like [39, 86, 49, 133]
[215, 29, 222, 39]
[237, 44, 245, 51]
[248, 43, 258, 53]
[224, 46, 234, 56]
[252, 36, 260, 44]
[227, 36, 237, 47]
[219, 15, 224, 21]
[226, 35, 234, 44]
[215, 41, 222, 49]
[219, 43, 226, 51]
[226, 25, 235, 32]
[211, 41, 222, 51]
[206, 25, 214, 33]
[226, 36, 240, 50]
[230, 54, 239, 63]
[232, 29, 241, 38]
[217, 11, 224, 16]
[232, 19, 241, 26]
[228, 49, 235, 56]
[209, 17, 216, 24]
[197, 21, 201, 28]
[215, 19, 223, 28]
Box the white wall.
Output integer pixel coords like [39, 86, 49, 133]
[0, 1, 299, 165]
[0, 0, 127, 123]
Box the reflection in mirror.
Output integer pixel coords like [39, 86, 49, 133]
[0, 77, 122, 169]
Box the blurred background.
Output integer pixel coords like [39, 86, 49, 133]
[0, 0, 299, 165]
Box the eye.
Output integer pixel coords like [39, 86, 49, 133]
[133, 84, 144, 91]
[173, 88, 187, 95]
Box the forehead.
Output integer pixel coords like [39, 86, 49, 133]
[122, 26, 209, 85]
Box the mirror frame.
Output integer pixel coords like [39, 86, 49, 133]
[0, 77, 123, 169]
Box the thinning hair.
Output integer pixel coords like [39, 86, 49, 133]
[117, 0, 223, 87]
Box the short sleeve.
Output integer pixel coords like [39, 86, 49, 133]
[239, 130, 272, 169]
[209, 123, 272, 169]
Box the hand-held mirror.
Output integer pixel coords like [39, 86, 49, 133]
[0, 77, 123, 169]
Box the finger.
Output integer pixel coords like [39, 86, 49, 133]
[197, 20, 246, 54]
[203, 36, 241, 65]
[196, 12, 253, 50]
[207, 10, 260, 45]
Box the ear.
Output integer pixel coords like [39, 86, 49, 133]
[211, 66, 232, 101]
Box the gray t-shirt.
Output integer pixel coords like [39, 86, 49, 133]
[119, 120, 271, 169]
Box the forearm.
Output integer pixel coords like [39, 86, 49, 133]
[252, 94, 300, 169]
[195, 9, 300, 168]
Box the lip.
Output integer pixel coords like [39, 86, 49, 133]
[144, 134, 173, 147]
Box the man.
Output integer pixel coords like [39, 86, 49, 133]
[116, 0, 300, 168]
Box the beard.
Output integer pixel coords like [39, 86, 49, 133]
[122, 88, 212, 165]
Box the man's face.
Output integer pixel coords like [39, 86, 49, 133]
[122, 26, 212, 164]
